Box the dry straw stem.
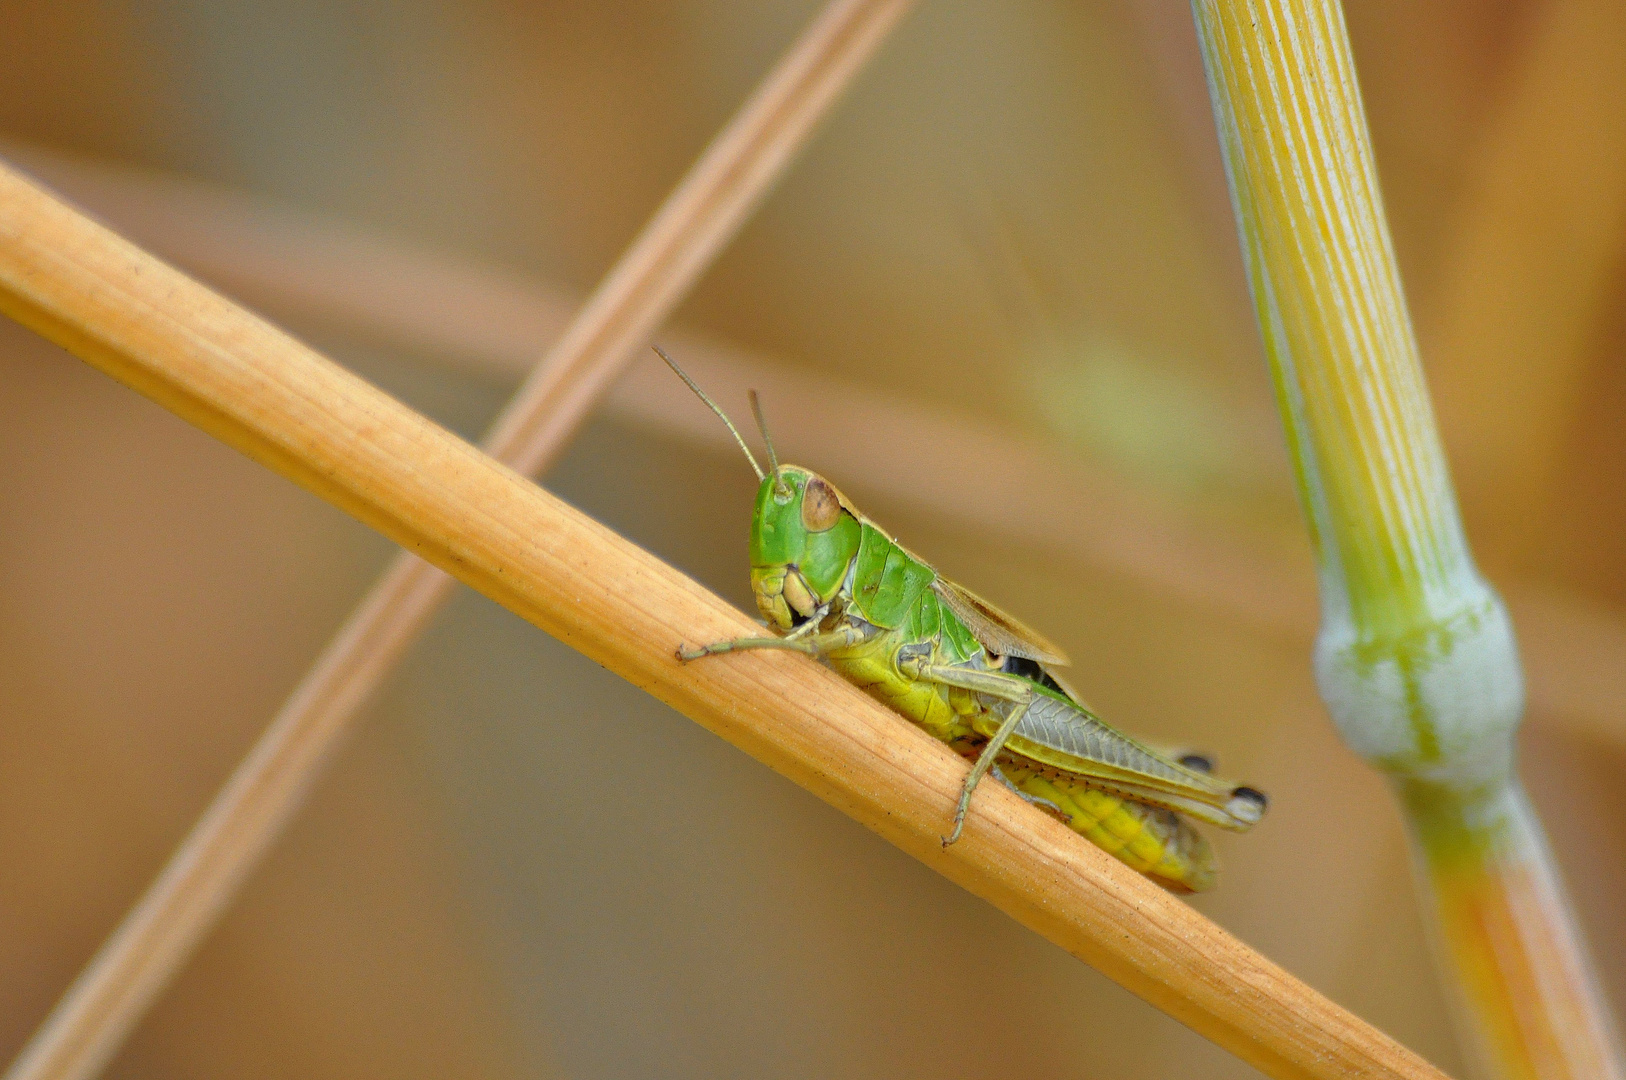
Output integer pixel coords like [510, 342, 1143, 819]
[0, 159, 1451, 1080]
[1193, 1, 1623, 1077]
[0, 2, 914, 1079]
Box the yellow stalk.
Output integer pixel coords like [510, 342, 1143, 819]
[1190, 2, 1623, 1077]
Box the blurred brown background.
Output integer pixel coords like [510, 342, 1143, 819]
[1, 1, 1622, 1077]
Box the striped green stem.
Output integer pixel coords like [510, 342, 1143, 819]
[1190, 1, 1623, 1077]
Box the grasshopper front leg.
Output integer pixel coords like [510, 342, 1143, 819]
[895, 656, 1035, 845]
[676, 618, 866, 662]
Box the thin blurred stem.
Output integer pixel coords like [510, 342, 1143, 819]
[0, 3, 913, 1079]
[1191, 1, 1623, 1077]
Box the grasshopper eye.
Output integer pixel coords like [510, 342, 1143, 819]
[801, 477, 841, 531]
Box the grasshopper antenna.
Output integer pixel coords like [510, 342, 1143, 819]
[653, 346, 764, 481]
[748, 390, 789, 495]
[749, 390, 789, 497]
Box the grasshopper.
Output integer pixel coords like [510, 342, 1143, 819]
[658, 349, 1266, 892]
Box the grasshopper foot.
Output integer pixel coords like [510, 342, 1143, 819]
[677, 640, 742, 662]
[942, 782, 975, 846]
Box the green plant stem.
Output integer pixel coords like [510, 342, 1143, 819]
[1190, 1, 1623, 1076]
[1399, 779, 1621, 1080]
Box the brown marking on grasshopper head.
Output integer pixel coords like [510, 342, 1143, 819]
[801, 476, 841, 531]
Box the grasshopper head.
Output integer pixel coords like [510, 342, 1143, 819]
[646, 348, 862, 632]
[749, 466, 861, 631]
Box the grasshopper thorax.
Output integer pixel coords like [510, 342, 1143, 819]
[749, 466, 862, 632]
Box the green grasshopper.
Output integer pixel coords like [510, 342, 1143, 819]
[657, 349, 1266, 892]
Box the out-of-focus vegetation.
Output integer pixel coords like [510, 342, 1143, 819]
[0, 2, 1621, 1078]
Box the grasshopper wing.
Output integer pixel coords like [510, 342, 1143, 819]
[931, 578, 1070, 665]
[1006, 689, 1268, 832]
